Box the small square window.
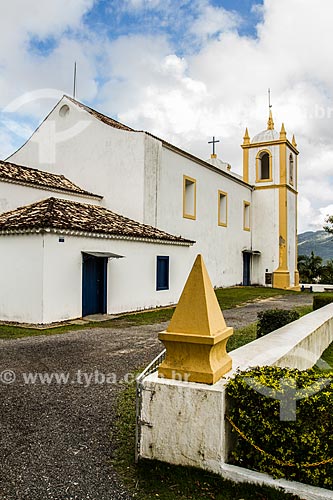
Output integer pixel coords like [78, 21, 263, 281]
[243, 201, 251, 231]
[156, 256, 169, 291]
[218, 190, 228, 227]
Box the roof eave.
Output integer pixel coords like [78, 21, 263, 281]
[0, 227, 194, 246]
[0, 176, 103, 200]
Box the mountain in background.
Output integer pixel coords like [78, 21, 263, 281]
[298, 230, 333, 262]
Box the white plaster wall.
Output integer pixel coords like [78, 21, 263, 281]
[8, 97, 147, 222]
[140, 376, 225, 474]
[143, 134, 162, 227]
[156, 147, 253, 287]
[251, 188, 279, 283]
[0, 234, 44, 323]
[0, 180, 101, 214]
[288, 189, 297, 286]
[42, 233, 192, 324]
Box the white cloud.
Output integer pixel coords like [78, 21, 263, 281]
[0, 0, 98, 145]
[189, 4, 240, 41]
[1, 0, 333, 232]
[0, 0, 95, 56]
[95, 0, 333, 231]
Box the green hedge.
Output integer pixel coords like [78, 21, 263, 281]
[313, 294, 333, 311]
[226, 366, 333, 490]
[257, 309, 300, 338]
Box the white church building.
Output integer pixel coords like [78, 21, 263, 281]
[0, 96, 299, 324]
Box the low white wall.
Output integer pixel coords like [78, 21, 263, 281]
[139, 305, 333, 499]
[230, 305, 333, 371]
[300, 283, 333, 293]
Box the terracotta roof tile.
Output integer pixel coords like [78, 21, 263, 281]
[0, 160, 102, 198]
[65, 96, 134, 131]
[0, 197, 193, 244]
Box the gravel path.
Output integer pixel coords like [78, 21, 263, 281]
[0, 293, 313, 499]
[223, 292, 313, 329]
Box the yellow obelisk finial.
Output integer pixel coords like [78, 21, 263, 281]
[243, 127, 250, 145]
[158, 254, 233, 384]
[267, 109, 274, 130]
[292, 134, 297, 148]
[280, 122, 287, 140]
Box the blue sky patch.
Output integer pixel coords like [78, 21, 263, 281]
[28, 35, 58, 57]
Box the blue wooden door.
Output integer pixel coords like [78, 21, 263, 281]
[82, 254, 108, 316]
[243, 253, 251, 286]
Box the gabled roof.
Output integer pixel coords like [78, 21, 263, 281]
[0, 160, 102, 199]
[63, 96, 251, 188]
[65, 95, 135, 131]
[0, 197, 194, 245]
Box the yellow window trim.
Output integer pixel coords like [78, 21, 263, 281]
[254, 183, 298, 195]
[218, 190, 228, 227]
[256, 149, 273, 183]
[183, 175, 197, 220]
[243, 201, 251, 231]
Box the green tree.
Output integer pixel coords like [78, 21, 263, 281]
[324, 215, 333, 234]
[319, 259, 333, 284]
[298, 252, 323, 283]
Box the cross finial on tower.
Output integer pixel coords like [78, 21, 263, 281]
[208, 136, 220, 158]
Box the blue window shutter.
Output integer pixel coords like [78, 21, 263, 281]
[156, 256, 169, 291]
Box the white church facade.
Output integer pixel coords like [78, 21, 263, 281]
[0, 96, 299, 324]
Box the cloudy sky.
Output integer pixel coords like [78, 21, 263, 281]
[0, 0, 332, 233]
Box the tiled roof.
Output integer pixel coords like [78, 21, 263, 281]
[0, 160, 102, 198]
[0, 197, 193, 244]
[65, 95, 134, 131]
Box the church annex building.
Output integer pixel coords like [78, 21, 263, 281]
[0, 96, 299, 324]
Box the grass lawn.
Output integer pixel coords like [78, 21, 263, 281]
[226, 304, 313, 352]
[0, 286, 294, 340]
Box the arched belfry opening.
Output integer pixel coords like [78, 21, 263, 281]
[289, 153, 294, 184]
[257, 151, 271, 180]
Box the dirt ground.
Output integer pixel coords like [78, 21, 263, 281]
[0, 293, 313, 500]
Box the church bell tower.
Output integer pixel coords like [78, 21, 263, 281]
[242, 110, 300, 290]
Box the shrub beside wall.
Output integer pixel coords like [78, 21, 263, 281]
[226, 366, 333, 490]
[313, 294, 333, 311]
[257, 309, 300, 338]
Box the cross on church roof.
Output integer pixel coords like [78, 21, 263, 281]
[208, 136, 220, 158]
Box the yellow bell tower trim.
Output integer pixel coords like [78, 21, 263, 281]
[280, 123, 287, 140]
[242, 128, 250, 183]
[243, 127, 250, 145]
[267, 109, 274, 130]
[272, 137, 290, 289]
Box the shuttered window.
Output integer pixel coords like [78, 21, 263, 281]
[156, 256, 169, 291]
